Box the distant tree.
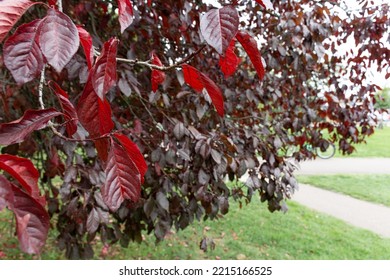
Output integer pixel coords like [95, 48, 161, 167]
[0, 0, 388, 258]
[375, 88, 390, 109]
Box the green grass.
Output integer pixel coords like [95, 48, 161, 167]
[2, 198, 390, 260]
[297, 175, 390, 207]
[334, 126, 390, 158]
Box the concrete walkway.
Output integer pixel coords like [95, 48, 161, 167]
[292, 157, 390, 238]
[293, 184, 390, 238]
[296, 157, 390, 175]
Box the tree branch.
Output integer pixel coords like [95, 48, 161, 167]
[97, 44, 207, 71]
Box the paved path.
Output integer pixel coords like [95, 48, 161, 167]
[293, 184, 390, 238]
[295, 157, 390, 175]
[292, 157, 390, 238]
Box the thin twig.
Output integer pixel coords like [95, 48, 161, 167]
[38, 67, 46, 110]
[100, 44, 207, 71]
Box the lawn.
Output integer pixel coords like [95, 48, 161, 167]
[297, 175, 390, 207]
[334, 126, 390, 158]
[1, 198, 390, 260]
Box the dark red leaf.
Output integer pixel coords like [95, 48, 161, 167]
[219, 39, 240, 78]
[182, 64, 224, 117]
[113, 133, 147, 183]
[10, 184, 50, 255]
[94, 138, 110, 162]
[0, 0, 37, 43]
[236, 31, 265, 80]
[255, 0, 274, 10]
[91, 38, 118, 99]
[0, 175, 13, 211]
[0, 155, 45, 207]
[77, 78, 114, 137]
[48, 81, 78, 137]
[117, 0, 134, 33]
[102, 138, 141, 212]
[3, 19, 45, 84]
[151, 53, 166, 92]
[38, 8, 80, 73]
[77, 26, 94, 70]
[0, 108, 62, 146]
[200, 5, 239, 55]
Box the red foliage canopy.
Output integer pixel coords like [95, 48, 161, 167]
[0, 0, 388, 258]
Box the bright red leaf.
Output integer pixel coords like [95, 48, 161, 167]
[3, 19, 45, 84]
[77, 26, 94, 70]
[151, 53, 166, 92]
[0, 0, 37, 43]
[11, 184, 50, 254]
[91, 38, 118, 99]
[38, 9, 80, 73]
[48, 81, 78, 137]
[200, 5, 239, 55]
[117, 0, 134, 33]
[0, 155, 45, 207]
[47, 0, 57, 8]
[102, 138, 141, 212]
[0, 108, 62, 146]
[236, 31, 265, 80]
[219, 39, 240, 78]
[182, 64, 224, 117]
[255, 0, 274, 10]
[77, 78, 114, 138]
[113, 133, 147, 183]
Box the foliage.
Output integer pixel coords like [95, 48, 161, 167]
[0, 0, 388, 258]
[375, 88, 390, 109]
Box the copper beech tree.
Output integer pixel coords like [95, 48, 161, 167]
[0, 0, 388, 258]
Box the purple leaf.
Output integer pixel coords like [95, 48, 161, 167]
[91, 38, 119, 99]
[236, 31, 265, 80]
[38, 9, 80, 73]
[102, 138, 141, 212]
[11, 184, 50, 255]
[117, 0, 134, 33]
[0, 0, 37, 43]
[182, 64, 224, 117]
[200, 5, 239, 55]
[0, 155, 45, 207]
[86, 208, 100, 234]
[0, 175, 13, 211]
[49, 81, 78, 137]
[0, 108, 62, 146]
[3, 19, 45, 84]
